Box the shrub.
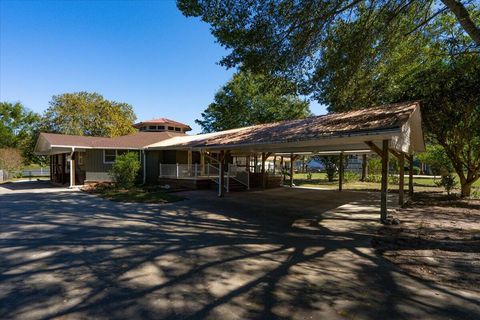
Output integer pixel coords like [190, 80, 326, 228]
[109, 152, 141, 189]
[367, 156, 382, 175]
[365, 174, 381, 183]
[389, 174, 399, 185]
[344, 171, 359, 183]
[435, 174, 458, 195]
[0, 148, 24, 172]
[412, 166, 421, 175]
[306, 172, 312, 180]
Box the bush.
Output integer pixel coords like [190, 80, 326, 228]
[412, 166, 421, 175]
[367, 156, 382, 175]
[344, 171, 359, 183]
[435, 174, 458, 195]
[389, 174, 399, 185]
[109, 152, 141, 189]
[306, 172, 312, 180]
[365, 174, 381, 183]
[0, 148, 24, 172]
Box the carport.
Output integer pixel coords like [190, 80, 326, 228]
[147, 101, 425, 223]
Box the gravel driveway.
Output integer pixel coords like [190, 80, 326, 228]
[0, 181, 478, 319]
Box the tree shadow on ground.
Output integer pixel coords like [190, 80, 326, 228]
[0, 184, 478, 319]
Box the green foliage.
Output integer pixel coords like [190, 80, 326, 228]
[0, 148, 24, 172]
[417, 144, 453, 175]
[367, 156, 382, 176]
[435, 174, 458, 195]
[178, 0, 479, 100]
[306, 172, 312, 180]
[314, 155, 339, 182]
[412, 166, 421, 175]
[109, 152, 141, 189]
[42, 92, 137, 137]
[344, 171, 359, 183]
[196, 71, 310, 132]
[179, 0, 480, 196]
[0, 102, 42, 165]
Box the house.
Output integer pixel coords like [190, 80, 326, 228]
[35, 101, 425, 218]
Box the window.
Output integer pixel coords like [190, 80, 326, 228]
[168, 126, 174, 131]
[157, 125, 165, 130]
[149, 125, 156, 130]
[104, 150, 116, 164]
[175, 127, 181, 132]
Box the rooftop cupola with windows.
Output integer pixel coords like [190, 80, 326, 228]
[133, 118, 192, 133]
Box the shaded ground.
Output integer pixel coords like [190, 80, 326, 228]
[373, 192, 480, 293]
[0, 181, 478, 320]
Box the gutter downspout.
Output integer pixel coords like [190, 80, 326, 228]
[69, 147, 75, 188]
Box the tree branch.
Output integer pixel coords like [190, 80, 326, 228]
[441, 0, 480, 46]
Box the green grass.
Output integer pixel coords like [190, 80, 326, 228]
[96, 187, 185, 203]
[292, 172, 480, 194]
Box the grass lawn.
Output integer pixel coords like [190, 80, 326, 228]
[94, 187, 185, 203]
[292, 172, 480, 195]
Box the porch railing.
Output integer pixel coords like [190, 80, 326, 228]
[159, 163, 250, 190]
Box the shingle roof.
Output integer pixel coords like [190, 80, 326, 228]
[133, 118, 192, 130]
[151, 101, 419, 148]
[40, 131, 184, 149]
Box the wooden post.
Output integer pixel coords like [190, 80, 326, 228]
[49, 155, 53, 181]
[253, 153, 258, 173]
[289, 153, 294, 187]
[261, 152, 266, 189]
[398, 153, 405, 206]
[273, 155, 277, 175]
[380, 140, 389, 222]
[246, 155, 251, 173]
[361, 154, 367, 182]
[200, 151, 205, 175]
[408, 154, 414, 197]
[70, 159, 75, 187]
[339, 152, 344, 191]
[62, 154, 66, 184]
[218, 150, 225, 197]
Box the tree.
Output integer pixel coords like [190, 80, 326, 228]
[42, 92, 137, 137]
[314, 155, 340, 182]
[0, 148, 24, 173]
[178, 0, 479, 80]
[196, 71, 310, 132]
[180, 1, 480, 197]
[0, 102, 42, 164]
[417, 144, 454, 176]
[403, 56, 480, 197]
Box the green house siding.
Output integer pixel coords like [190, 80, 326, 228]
[85, 149, 113, 181]
[83, 149, 190, 184]
[145, 151, 162, 184]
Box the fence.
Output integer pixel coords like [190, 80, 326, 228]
[0, 168, 50, 182]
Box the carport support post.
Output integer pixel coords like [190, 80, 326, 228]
[361, 154, 367, 182]
[339, 152, 344, 191]
[218, 150, 225, 197]
[398, 153, 405, 206]
[408, 155, 414, 197]
[261, 152, 266, 189]
[380, 140, 389, 222]
[289, 153, 294, 187]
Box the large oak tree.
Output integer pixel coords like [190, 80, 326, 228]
[42, 92, 137, 137]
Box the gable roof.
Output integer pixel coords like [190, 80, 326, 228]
[146, 101, 424, 153]
[35, 131, 184, 155]
[35, 101, 425, 155]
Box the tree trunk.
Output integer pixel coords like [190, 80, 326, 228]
[461, 181, 473, 197]
[441, 0, 480, 46]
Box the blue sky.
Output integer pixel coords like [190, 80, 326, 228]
[0, 0, 326, 133]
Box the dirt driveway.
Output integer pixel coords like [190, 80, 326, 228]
[0, 181, 478, 319]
